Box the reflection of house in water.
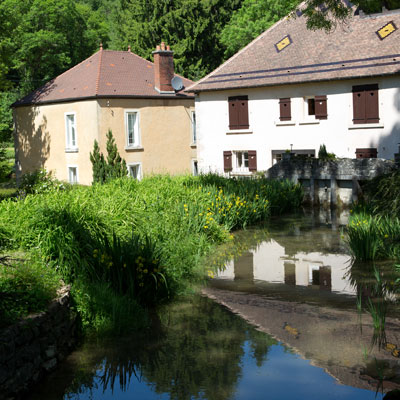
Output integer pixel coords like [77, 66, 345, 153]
[218, 239, 355, 295]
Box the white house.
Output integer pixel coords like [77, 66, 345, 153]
[186, 7, 400, 175]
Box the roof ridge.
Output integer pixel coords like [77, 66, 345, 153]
[95, 47, 104, 95]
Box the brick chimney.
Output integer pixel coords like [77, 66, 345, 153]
[152, 42, 175, 93]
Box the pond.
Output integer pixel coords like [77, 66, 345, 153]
[27, 210, 400, 399]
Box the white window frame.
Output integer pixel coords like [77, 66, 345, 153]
[65, 112, 78, 151]
[127, 162, 142, 180]
[191, 111, 196, 145]
[192, 159, 198, 176]
[67, 165, 79, 184]
[300, 96, 320, 125]
[124, 110, 140, 148]
[233, 151, 249, 173]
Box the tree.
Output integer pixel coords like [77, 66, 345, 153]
[220, 0, 300, 58]
[90, 130, 127, 184]
[299, 0, 400, 32]
[114, 0, 243, 80]
[89, 140, 106, 184]
[105, 130, 127, 181]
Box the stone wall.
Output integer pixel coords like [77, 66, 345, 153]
[266, 158, 398, 207]
[0, 286, 79, 400]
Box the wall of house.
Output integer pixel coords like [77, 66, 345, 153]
[97, 98, 196, 177]
[13, 100, 99, 185]
[13, 97, 196, 185]
[195, 76, 400, 174]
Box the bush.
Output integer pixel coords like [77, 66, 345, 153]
[0, 174, 302, 331]
[17, 168, 68, 196]
[0, 254, 61, 328]
[318, 144, 336, 161]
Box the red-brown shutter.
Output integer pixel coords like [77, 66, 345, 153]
[237, 96, 249, 129]
[279, 98, 291, 121]
[228, 96, 248, 129]
[228, 97, 239, 130]
[353, 84, 379, 124]
[223, 151, 232, 172]
[365, 84, 379, 123]
[248, 150, 257, 171]
[352, 86, 366, 124]
[315, 95, 327, 120]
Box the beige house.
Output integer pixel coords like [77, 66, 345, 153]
[12, 43, 197, 185]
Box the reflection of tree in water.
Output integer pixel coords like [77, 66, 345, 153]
[61, 296, 277, 400]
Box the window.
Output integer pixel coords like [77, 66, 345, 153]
[235, 151, 249, 171]
[65, 112, 77, 150]
[125, 110, 140, 147]
[128, 163, 142, 180]
[223, 150, 257, 173]
[303, 96, 327, 120]
[191, 111, 196, 144]
[228, 96, 249, 130]
[68, 166, 78, 184]
[352, 84, 379, 124]
[279, 98, 291, 121]
[192, 160, 198, 176]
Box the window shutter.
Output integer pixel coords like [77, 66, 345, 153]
[365, 85, 379, 123]
[228, 97, 239, 130]
[248, 150, 257, 171]
[223, 151, 232, 172]
[352, 86, 366, 124]
[279, 98, 291, 121]
[315, 95, 327, 120]
[237, 96, 249, 129]
[228, 96, 248, 129]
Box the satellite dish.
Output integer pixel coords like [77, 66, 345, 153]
[171, 76, 184, 91]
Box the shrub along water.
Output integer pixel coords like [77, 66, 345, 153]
[0, 174, 302, 333]
[346, 170, 400, 262]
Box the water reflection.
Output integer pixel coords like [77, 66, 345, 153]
[205, 210, 400, 395]
[28, 296, 385, 400]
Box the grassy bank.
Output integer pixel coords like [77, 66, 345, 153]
[0, 174, 302, 334]
[346, 170, 400, 262]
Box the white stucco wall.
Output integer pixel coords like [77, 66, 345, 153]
[195, 76, 400, 174]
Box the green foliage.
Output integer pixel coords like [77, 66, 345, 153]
[0, 175, 302, 307]
[0, 90, 19, 142]
[105, 130, 127, 181]
[0, 0, 108, 93]
[299, 0, 394, 32]
[346, 213, 400, 261]
[0, 254, 61, 328]
[220, 0, 300, 58]
[318, 144, 336, 160]
[362, 170, 400, 217]
[114, 0, 243, 80]
[90, 131, 127, 184]
[89, 140, 106, 184]
[17, 168, 68, 196]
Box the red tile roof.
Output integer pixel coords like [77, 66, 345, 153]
[14, 49, 194, 106]
[187, 8, 400, 93]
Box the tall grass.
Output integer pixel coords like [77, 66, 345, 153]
[347, 213, 400, 261]
[0, 174, 302, 332]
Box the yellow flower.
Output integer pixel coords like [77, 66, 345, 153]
[207, 270, 214, 278]
[123, 263, 127, 268]
[143, 269, 148, 273]
[204, 225, 208, 229]
[384, 234, 389, 238]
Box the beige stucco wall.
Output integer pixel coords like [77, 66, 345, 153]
[14, 97, 196, 185]
[97, 98, 196, 177]
[14, 100, 99, 185]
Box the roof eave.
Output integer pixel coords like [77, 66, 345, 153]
[12, 93, 195, 108]
[188, 71, 400, 94]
